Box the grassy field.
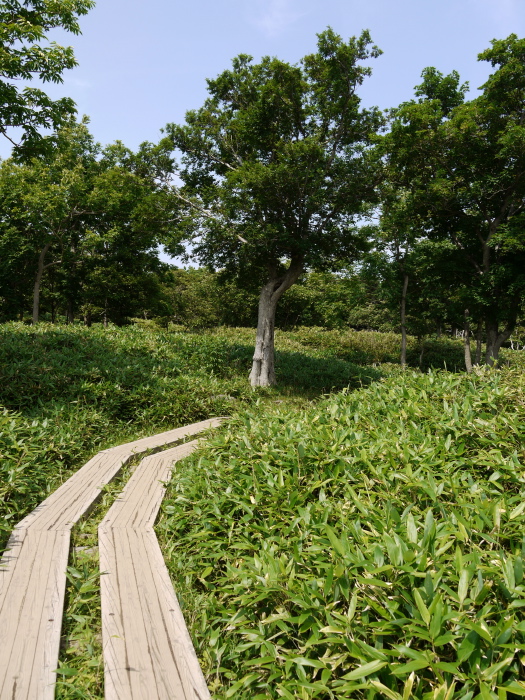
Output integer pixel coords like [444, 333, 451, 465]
[1, 321, 524, 699]
[158, 367, 525, 699]
[1, 321, 381, 549]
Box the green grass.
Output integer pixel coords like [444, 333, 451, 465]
[0, 322, 384, 551]
[2, 321, 524, 698]
[157, 367, 525, 699]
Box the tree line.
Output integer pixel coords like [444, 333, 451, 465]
[1, 2, 524, 385]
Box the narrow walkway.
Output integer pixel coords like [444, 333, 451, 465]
[99, 442, 210, 699]
[0, 419, 221, 700]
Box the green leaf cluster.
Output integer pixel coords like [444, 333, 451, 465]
[159, 368, 525, 699]
[0, 0, 94, 157]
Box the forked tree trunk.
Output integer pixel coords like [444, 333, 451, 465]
[400, 273, 409, 368]
[249, 258, 303, 387]
[463, 309, 473, 374]
[32, 243, 51, 325]
[485, 320, 514, 366]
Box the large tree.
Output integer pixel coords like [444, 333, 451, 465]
[166, 28, 383, 386]
[383, 36, 525, 365]
[0, 121, 181, 323]
[0, 0, 93, 158]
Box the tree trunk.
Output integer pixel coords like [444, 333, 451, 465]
[66, 301, 74, 324]
[419, 339, 425, 368]
[463, 309, 472, 374]
[400, 273, 409, 368]
[474, 320, 483, 365]
[250, 258, 303, 387]
[32, 243, 51, 325]
[485, 311, 518, 366]
[84, 310, 92, 327]
[50, 272, 56, 323]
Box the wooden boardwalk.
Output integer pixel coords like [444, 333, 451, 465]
[99, 442, 211, 699]
[0, 419, 220, 700]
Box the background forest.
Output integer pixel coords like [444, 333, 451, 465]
[1, 20, 524, 381]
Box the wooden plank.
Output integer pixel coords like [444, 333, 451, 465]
[18, 418, 223, 531]
[102, 442, 197, 531]
[0, 530, 69, 700]
[0, 419, 222, 700]
[100, 442, 211, 699]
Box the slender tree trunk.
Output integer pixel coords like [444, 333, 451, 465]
[474, 320, 483, 365]
[464, 308, 473, 374]
[485, 319, 497, 366]
[66, 301, 74, 324]
[50, 272, 55, 323]
[32, 243, 51, 325]
[84, 310, 92, 327]
[250, 257, 303, 387]
[103, 298, 108, 328]
[400, 273, 409, 368]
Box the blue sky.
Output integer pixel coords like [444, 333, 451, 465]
[3, 0, 524, 159]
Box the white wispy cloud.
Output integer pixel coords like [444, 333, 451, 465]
[250, 0, 306, 38]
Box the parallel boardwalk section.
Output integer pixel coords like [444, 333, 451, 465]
[99, 442, 211, 699]
[0, 419, 220, 700]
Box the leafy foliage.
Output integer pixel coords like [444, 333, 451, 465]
[0, 0, 94, 157]
[158, 368, 525, 699]
[380, 36, 525, 364]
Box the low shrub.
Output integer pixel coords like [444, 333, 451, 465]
[0, 322, 376, 549]
[158, 368, 525, 699]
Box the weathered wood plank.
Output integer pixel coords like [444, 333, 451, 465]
[0, 418, 221, 700]
[18, 418, 222, 531]
[102, 442, 197, 531]
[100, 442, 210, 699]
[0, 530, 69, 700]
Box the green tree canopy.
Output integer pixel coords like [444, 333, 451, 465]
[167, 28, 383, 386]
[0, 0, 94, 158]
[382, 35, 525, 365]
[0, 119, 181, 324]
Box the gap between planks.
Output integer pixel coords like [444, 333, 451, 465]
[0, 418, 222, 700]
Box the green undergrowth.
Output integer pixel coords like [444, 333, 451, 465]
[3, 320, 471, 550]
[157, 368, 525, 699]
[1, 322, 381, 550]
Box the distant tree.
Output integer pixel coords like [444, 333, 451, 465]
[166, 28, 383, 386]
[0, 121, 181, 323]
[0, 0, 94, 159]
[0, 119, 100, 322]
[383, 37, 525, 366]
[80, 139, 180, 324]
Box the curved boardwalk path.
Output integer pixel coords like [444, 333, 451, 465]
[0, 418, 221, 700]
[99, 441, 210, 700]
